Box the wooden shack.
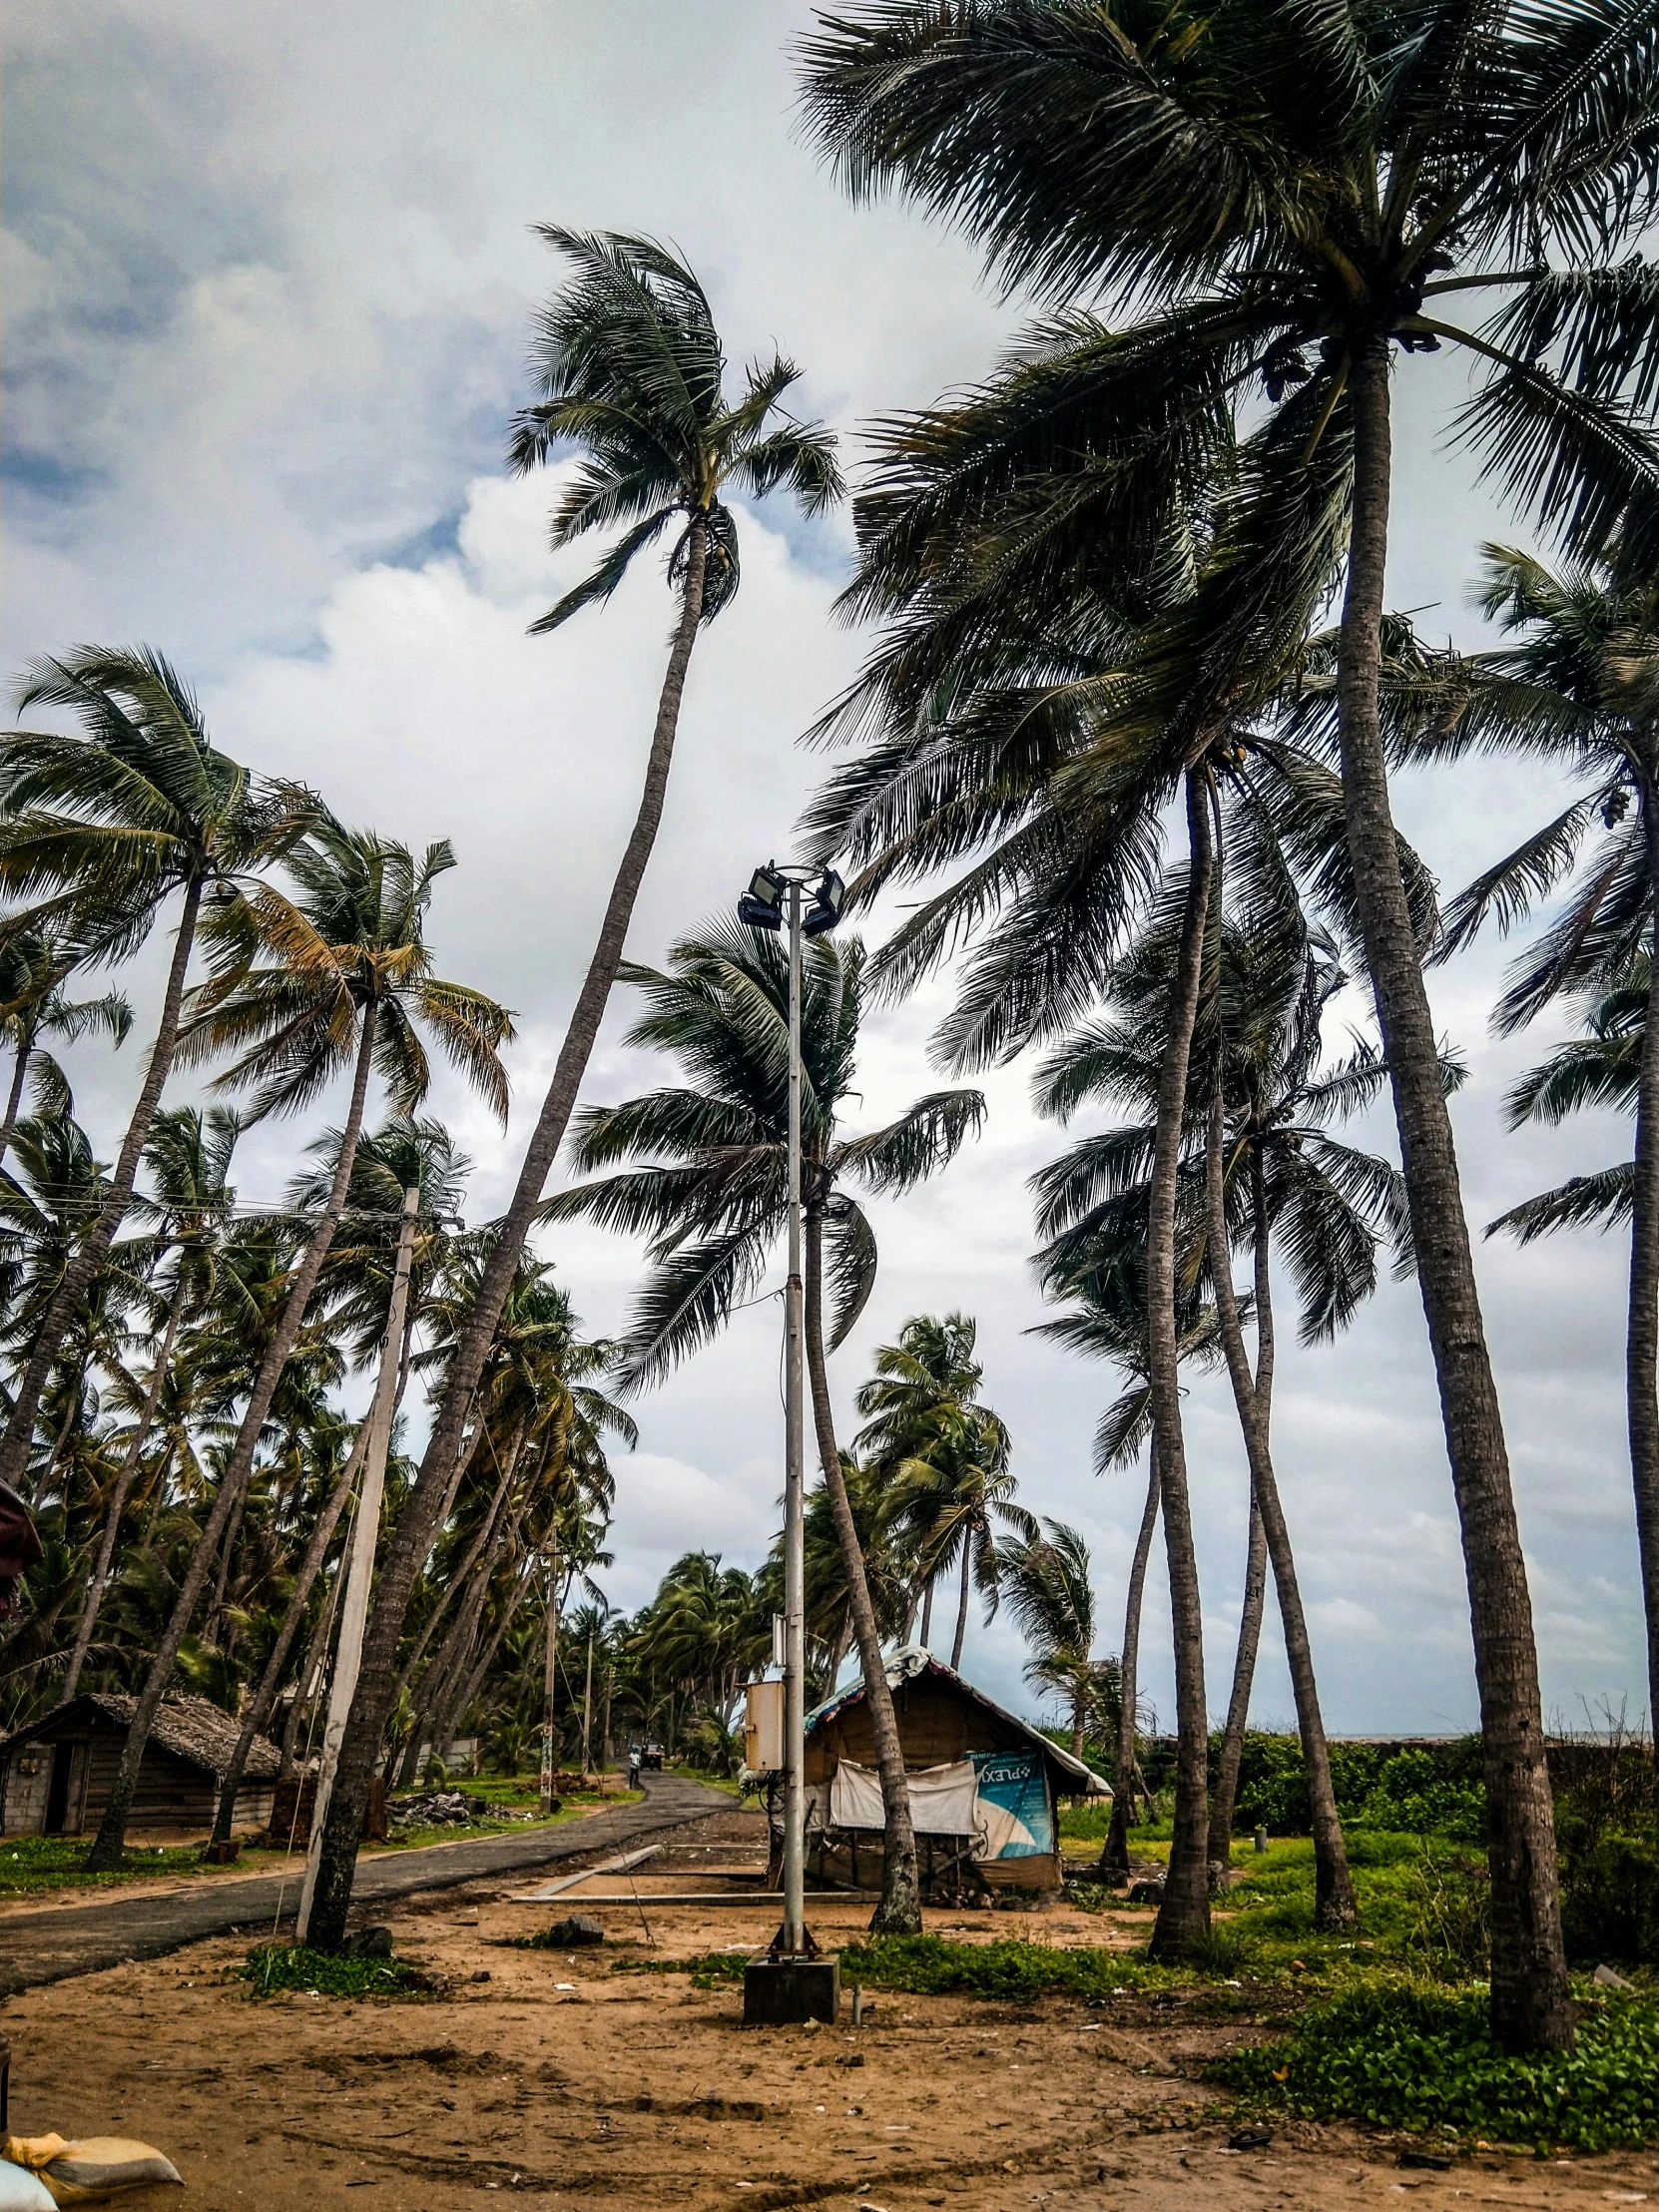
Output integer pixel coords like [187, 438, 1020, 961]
[0, 1693, 279, 1839]
[779, 1645, 1108, 1898]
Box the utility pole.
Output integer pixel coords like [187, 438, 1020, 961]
[540, 1541, 559, 1815]
[581, 1622, 595, 1780]
[297, 1186, 420, 1941]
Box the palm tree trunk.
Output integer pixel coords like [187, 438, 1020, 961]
[304, 519, 711, 1949]
[0, 876, 205, 1494]
[1204, 1097, 1359, 1929]
[1208, 1494, 1267, 1877]
[1147, 771, 1214, 1961]
[385, 1411, 491, 1719]
[1100, 1440, 1159, 1883]
[1341, 341, 1566, 2044]
[918, 1577, 933, 1648]
[949, 1535, 972, 1670]
[805, 1205, 922, 1935]
[84, 1007, 379, 1871]
[0, 1036, 32, 1169]
[62, 1302, 183, 1701]
[1626, 801, 1659, 1727]
[210, 1418, 369, 1842]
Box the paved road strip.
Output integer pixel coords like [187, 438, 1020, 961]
[0, 1771, 730, 1994]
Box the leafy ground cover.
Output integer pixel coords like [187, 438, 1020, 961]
[1218, 1979, 1659, 2153]
[233, 1943, 430, 2000]
[0, 1835, 251, 1898]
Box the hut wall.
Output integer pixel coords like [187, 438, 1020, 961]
[0, 1719, 274, 1837]
[804, 1671, 1033, 1785]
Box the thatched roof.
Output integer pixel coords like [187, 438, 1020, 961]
[806, 1644, 1110, 1795]
[3, 1692, 280, 1781]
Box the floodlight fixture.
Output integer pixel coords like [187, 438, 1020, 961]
[738, 863, 786, 931]
[801, 867, 845, 938]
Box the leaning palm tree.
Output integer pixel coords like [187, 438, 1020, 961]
[58, 1104, 241, 1703]
[1037, 911, 1415, 1929]
[302, 238, 841, 1947]
[797, 0, 1659, 2050]
[208, 1113, 472, 1839]
[854, 1313, 1011, 1649]
[543, 918, 984, 1933]
[995, 1518, 1099, 1760]
[0, 924, 131, 1166]
[0, 649, 313, 1501]
[1413, 544, 1659, 1727]
[1030, 1171, 1225, 1882]
[855, 1318, 1031, 1668]
[799, 402, 1416, 1954]
[84, 818, 511, 1870]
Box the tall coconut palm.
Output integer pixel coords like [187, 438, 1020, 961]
[84, 819, 511, 1869]
[796, 373, 1417, 1953]
[58, 1104, 241, 1703]
[854, 1315, 990, 1642]
[0, 925, 132, 1166]
[209, 1114, 471, 1839]
[855, 1318, 1032, 1668]
[1410, 544, 1659, 1727]
[542, 918, 984, 1933]
[303, 237, 841, 1947]
[1030, 1168, 1226, 1882]
[797, 0, 1659, 2050]
[1034, 908, 1425, 1928]
[995, 1517, 1101, 1760]
[0, 649, 313, 1498]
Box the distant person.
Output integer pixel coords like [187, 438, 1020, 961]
[628, 1746, 642, 1787]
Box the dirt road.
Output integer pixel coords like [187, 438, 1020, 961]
[0, 1770, 728, 1995]
[7, 1803, 1654, 2212]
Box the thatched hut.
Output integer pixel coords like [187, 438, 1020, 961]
[0, 1693, 280, 1839]
[767, 1645, 1108, 1898]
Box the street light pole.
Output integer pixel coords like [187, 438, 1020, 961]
[735, 859, 844, 2021]
[782, 876, 807, 1957]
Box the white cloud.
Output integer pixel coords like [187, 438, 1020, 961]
[4, 0, 1651, 1735]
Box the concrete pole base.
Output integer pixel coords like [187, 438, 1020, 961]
[743, 1955, 839, 2025]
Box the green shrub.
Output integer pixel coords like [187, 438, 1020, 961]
[838, 1934, 1155, 2002]
[1559, 1830, 1659, 1966]
[1217, 1980, 1659, 2152]
[234, 1943, 429, 1999]
[1358, 1751, 1487, 1843]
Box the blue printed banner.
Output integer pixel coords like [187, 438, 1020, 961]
[970, 1750, 1052, 1859]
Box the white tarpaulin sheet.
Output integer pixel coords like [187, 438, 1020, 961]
[830, 1757, 980, 1837]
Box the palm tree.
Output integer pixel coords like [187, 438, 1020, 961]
[1034, 911, 1420, 1928]
[0, 925, 132, 1165]
[796, 389, 1419, 1953]
[84, 818, 511, 1869]
[995, 1518, 1100, 1760]
[0, 649, 313, 1498]
[302, 238, 841, 1947]
[208, 1114, 470, 1838]
[1030, 1182, 1226, 1883]
[855, 1316, 1032, 1668]
[543, 918, 984, 1932]
[796, 0, 1659, 2050]
[58, 1104, 241, 1703]
[853, 1313, 989, 1643]
[1411, 543, 1659, 1728]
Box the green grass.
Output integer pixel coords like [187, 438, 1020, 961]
[234, 1943, 429, 2000]
[0, 1835, 248, 1898]
[1217, 1978, 1659, 2152]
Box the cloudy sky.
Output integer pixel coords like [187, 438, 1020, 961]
[4, 1, 1644, 1737]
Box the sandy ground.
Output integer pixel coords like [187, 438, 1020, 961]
[11, 1807, 1658, 2212]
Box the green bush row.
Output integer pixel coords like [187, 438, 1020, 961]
[1217, 1979, 1659, 2153]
